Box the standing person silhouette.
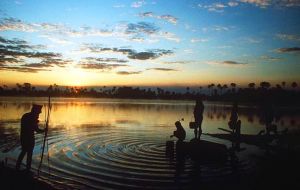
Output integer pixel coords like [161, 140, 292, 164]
[193, 98, 204, 139]
[228, 102, 238, 133]
[16, 104, 46, 172]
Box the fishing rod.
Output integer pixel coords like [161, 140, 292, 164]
[38, 96, 51, 176]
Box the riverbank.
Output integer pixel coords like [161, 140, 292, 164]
[1, 150, 299, 190]
[0, 163, 55, 190]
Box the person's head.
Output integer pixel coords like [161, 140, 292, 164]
[31, 104, 42, 115]
[175, 121, 182, 129]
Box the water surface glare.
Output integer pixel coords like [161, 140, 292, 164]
[0, 97, 299, 189]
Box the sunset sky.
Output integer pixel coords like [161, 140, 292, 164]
[0, 0, 300, 87]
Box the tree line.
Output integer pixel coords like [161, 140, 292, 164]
[0, 81, 299, 105]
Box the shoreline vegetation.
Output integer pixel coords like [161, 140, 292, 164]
[0, 82, 299, 106]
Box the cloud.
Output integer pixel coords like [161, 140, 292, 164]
[0, 65, 49, 73]
[21, 63, 53, 68]
[212, 25, 230, 31]
[183, 49, 193, 54]
[202, 25, 232, 32]
[131, 1, 146, 8]
[127, 52, 157, 60]
[126, 22, 159, 35]
[116, 71, 142, 75]
[260, 55, 282, 61]
[147, 67, 178, 71]
[40, 58, 71, 67]
[239, 0, 271, 8]
[243, 37, 262, 43]
[190, 38, 208, 43]
[160, 15, 178, 25]
[276, 47, 300, 53]
[139, 12, 178, 25]
[197, 0, 300, 11]
[39, 35, 73, 45]
[83, 57, 128, 63]
[127, 49, 173, 60]
[80, 44, 174, 60]
[78, 57, 128, 71]
[207, 60, 248, 66]
[276, 33, 300, 42]
[156, 31, 180, 42]
[1, 17, 179, 44]
[79, 63, 127, 70]
[116, 21, 180, 42]
[228, 1, 239, 7]
[0, 36, 27, 45]
[0, 36, 70, 72]
[198, 3, 228, 12]
[0, 17, 113, 38]
[239, 0, 300, 8]
[162, 60, 195, 64]
[0, 17, 37, 32]
[278, 0, 300, 7]
[0, 37, 60, 62]
[113, 4, 125, 8]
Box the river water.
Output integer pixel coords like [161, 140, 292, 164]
[0, 97, 299, 189]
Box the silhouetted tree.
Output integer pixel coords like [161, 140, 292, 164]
[260, 81, 271, 89]
[23, 83, 32, 94]
[291, 82, 298, 90]
[230, 83, 236, 93]
[248, 82, 255, 89]
[217, 83, 222, 95]
[281, 81, 286, 89]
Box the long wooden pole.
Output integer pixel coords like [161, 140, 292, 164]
[38, 96, 51, 175]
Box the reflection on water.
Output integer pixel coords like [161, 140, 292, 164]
[0, 97, 299, 189]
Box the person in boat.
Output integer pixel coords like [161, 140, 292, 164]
[228, 102, 239, 134]
[170, 121, 186, 141]
[193, 98, 204, 139]
[16, 104, 46, 171]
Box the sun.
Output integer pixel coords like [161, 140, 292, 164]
[62, 66, 89, 86]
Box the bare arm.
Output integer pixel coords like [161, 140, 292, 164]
[34, 120, 46, 133]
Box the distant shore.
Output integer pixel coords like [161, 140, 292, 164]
[1, 83, 299, 106]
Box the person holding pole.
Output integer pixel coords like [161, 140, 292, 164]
[16, 104, 46, 172]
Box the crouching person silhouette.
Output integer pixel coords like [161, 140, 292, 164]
[170, 121, 186, 142]
[16, 104, 46, 172]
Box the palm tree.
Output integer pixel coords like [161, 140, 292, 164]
[217, 84, 222, 95]
[281, 81, 286, 89]
[112, 86, 116, 95]
[199, 86, 202, 94]
[291, 82, 298, 90]
[186, 87, 190, 94]
[223, 84, 228, 94]
[275, 84, 281, 90]
[16, 83, 22, 92]
[260, 81, 271, 89]
[210, 83, 215, 96]
[23, 83, 32, 94]
[248, 82, 255, 89]
[230, 83, 236, 93]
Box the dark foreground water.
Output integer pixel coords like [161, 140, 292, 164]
[0, 97, 299, 189]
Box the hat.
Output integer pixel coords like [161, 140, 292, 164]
[32, 104, 43, 113]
